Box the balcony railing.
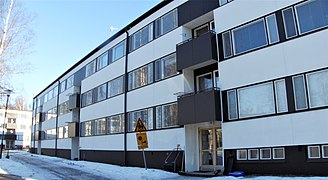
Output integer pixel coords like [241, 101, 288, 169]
[177, 88, 221, 125]
[176, 31, 218, 72]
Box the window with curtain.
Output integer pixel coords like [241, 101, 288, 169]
[238, 82, 275, 118]
[97, 51, 108, 71]
[155, 53, 177, 81]
[156, 103, 178, 129]
[107, 114, 124, 134]
[95, 83, 107, 102]
[112, 41, 125, 61]
[85, 60, 96, 77]
[306, 69, 328, 108]
[95, 118, 106, 135]
[128, 108, 153, 132]
[293, 75, 308, 110]
[295, 0, 328, 34]
[232, 19, 268, 55]
[108, 76, 124, 98]
[128, 64, 153, 90]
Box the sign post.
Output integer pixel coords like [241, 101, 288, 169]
[135, 118, 148, 170]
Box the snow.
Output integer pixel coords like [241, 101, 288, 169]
[0, 151, 327, 180]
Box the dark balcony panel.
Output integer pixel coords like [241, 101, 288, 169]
[68, 122, 79, 138]
[4, 134, 16, 140]
[178, 0, 219, 26]
[177, 32, 218, 72]
[68, 93, 80, 110]
[177, 89, 221, 125]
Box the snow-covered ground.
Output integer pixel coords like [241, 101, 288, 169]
[0, 151, 327, 180]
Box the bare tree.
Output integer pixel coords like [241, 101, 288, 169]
[13, 95, 26, 110]
[0, 0, 34, 87]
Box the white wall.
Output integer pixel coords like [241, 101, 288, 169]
[127, 75, 183, 111]
[80, 95, 124, 122]
[57, 139, 71, 149]
[223, 109, 328, 149]
[127, 128, 185, 151]
[80, 134, 124, 150]
[41, 140, 55, 149]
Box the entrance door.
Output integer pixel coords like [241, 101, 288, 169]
[199, 128, 223, 171]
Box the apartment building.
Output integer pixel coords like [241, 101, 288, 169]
[31, 0, 328, 176]
[0, 109, 32, 149]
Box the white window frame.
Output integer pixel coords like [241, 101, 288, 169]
[232, 18, 268, 55]
[274, 79, 288, 113]
[248, 149, 259, 160]
[292, 75, 308, 110]
[306, 69, 328, 108]
[273, 147, 285, 160]
[282, 7, 298, 39]
[193, 24, 209, 37]
[227, 89, 238, 120]
[308, 145, 321, 159]
[236, 149, 247, 160]
[260, 148, 272, 160]
[196, 72, 213, 92]
[295, 0, 328, 35]
[322, 145, 328, 158]
[222, 31, 233, 58]
[265, 14, 280, 44]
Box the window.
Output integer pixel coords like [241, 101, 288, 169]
[59, 101, 69, 116]
[128, 108, 153, 132]
[295, 0, 328, 35]
[219, 0, 233, 6]
[260, 148, 272, 160]
[112, 41, 125, 61]
[238, 82, 275, 118]
[155, 53, 177, 81]
[107, 114, 124, 134]
[81, 121, 94, 136]
[60, 80, 66, 93]
[156, 103, 178, 129]
[283, 7, 298, 38]
[273, 147, 285, 159]
[232, 19, 268, 55]
[322, 145, 328, 158]
[293, 75, 308, 110]
[63, 126, 68, 138]
[227, 90, 238, 120]
[48, 89, 53, 101]
[266, 14, 279, 44]
[85, 60, 96, 77]
[197, 73, 213, 91]
[58, 127, 63, 139]
[130, 25, 152, 51]
[46, 129, 56, 140]
[95, 118, 106, 135]
[97, 51, 108, 70]
[108, 76, 124, 98]
[128, 63, 153, 90]
[46, 107, 57, 120]
[8, 118, 16, 124]
[306, 69, 328, 108]
[248, 149, 259, 160]
[193, 24, 209, 37]
[155, 9, 177, 38]
[308, 146, 321, 159]
[236, 149, 247, 160]
[222, 31, 233, 58]
[274, 80, 288, 113]
[66, 75, 74, 89]
[82, 90, 93, 107]
[53, 86, 58, 97]
[95, 83, 107, 102]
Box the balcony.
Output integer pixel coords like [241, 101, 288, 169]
[176, 31, 218, 72]
[178, 0, 219, 26]
[4, 133, 17, 140]
[177, 88, 221, 125]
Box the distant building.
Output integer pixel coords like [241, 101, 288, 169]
[0, 109, 32, 149]
[31, 0, 328, 176]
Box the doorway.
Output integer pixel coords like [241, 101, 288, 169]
[199, 128, 223, 171]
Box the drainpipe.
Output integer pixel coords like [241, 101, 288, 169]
[55, 81, 60, 157]
[31, 98, 35, 153]
[123, 28, 130, 166]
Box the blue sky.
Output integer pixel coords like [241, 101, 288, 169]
[13, 0, 160, 106]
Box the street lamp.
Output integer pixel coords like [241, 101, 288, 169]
[0, 89, 12, 159]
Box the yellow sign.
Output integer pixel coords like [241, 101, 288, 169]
[136, 132, 148, 150]
[134, 118, 147, 132]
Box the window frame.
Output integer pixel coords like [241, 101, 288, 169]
[222, 31, 233, 58]
[308, 145, 321, 159]
[322, 145, 328, 158]
[248, 149, 259, 160]
[274, 79, 288, 113]
[282, 7, 298, 39]
[295, 0, 328, 35]
[272, 147, 285, 160]
[306, 69, 328, 109]
[292, 75, 308, 111]
[265, 14, 280, 44]
[260, 148, 272, 160]
[236, 149, 247, 160]
[227, 89, 238, 120]
[232, 18, 268, 55]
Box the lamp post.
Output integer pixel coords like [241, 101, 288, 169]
[0, 89, 12, 159]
